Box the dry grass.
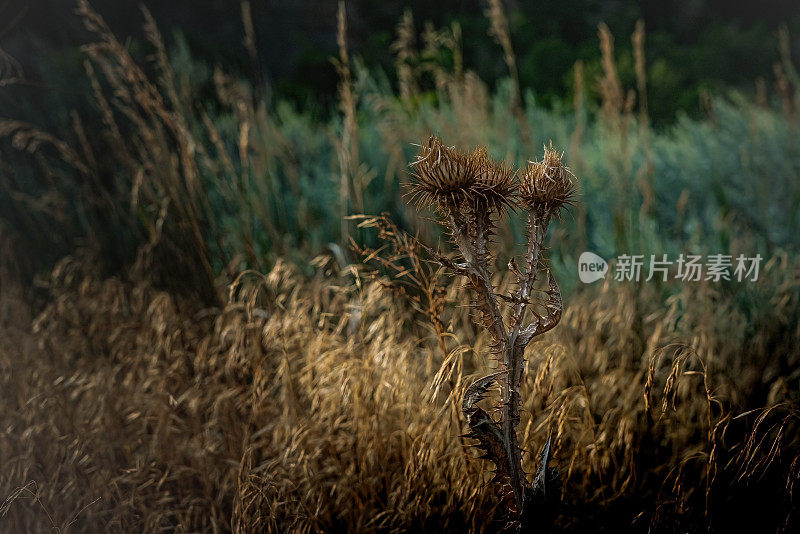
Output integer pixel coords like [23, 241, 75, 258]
[483, 0, 531, 144]
[2, 3, 800, 533]
[1, 243, 798, 532]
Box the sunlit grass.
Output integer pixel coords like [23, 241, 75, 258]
[1, 1, 799, 532]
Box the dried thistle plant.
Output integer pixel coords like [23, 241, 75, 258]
[407, 136, 575, 532]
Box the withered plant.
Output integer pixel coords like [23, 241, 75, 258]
[407, 136, 575, 531]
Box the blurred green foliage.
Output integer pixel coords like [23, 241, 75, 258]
[1, 17, 799, 301]
[3, 0, 800, 123]
[1, 0, 799, 305]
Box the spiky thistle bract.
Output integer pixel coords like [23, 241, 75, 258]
[407, 136, 517, 214]
[520, 144, 576, 216]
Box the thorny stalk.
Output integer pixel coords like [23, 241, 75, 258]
[407, 136, 575, 531]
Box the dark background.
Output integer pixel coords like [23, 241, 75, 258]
[2, 0, 799, 122]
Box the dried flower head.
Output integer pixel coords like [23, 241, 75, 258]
[407, 136, 480, 209]
[520, 144, 576, 214]
[472, 147, 518, 212]
[407, 136, 516, 213]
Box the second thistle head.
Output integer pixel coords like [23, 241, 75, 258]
[408, 136, 516, 215]
[520, 144, 576, 217]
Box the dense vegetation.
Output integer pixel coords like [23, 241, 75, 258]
[5, 0, 800, 122]
[1, 1, 799, 532]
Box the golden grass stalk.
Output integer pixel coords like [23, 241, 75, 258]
[598, 22, 624, 123]
[391, 9, 420, 106]
[335, 1, 361, 246]
[484, 0, 531, 144]
[632, 19, 655, 216]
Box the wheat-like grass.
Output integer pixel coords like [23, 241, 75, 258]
[1, 247, 798, 532]
[1, 3, 799, 533]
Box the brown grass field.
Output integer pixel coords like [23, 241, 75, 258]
[2, 1, 800, 532]
[1, 246, 799, 532]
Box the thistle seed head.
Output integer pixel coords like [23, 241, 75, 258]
[520, 144, 576, 214]
[407, 136, 516, 213]
[473, 147, 518, 212]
